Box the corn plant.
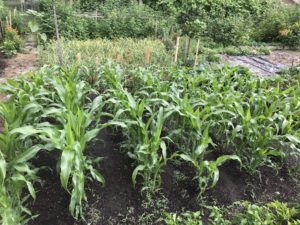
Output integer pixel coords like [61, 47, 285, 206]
[112, 88, 173, 192]
[167, 93, 240, 197]
[39, 68, 106, 219]
[0, 100, 44, 225]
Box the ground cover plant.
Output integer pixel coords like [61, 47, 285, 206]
[0, 63, 299, 224]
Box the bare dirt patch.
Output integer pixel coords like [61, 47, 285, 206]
[0, 50, 37, 80]
[223, 50, 300, 76]
[0, 36, 37, 82]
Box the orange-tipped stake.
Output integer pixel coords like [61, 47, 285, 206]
[116, 53, 123, 62]
[96, 57, 100, 66]
[76, 52, 81, 64]
[146, 47, 151, 65]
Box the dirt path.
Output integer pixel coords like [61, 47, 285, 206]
[0, 35, 37, 82]
[223, 50, 300, 76]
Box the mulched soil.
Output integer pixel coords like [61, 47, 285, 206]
[27, 129, 300, 225]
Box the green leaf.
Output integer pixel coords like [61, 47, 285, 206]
[214, 155, 241, 167]
[160, 141, 167, 162]
[14, 145, 42, 164]
[132, 165, 145, 187]
[0, 159, 6, 184]
[84, 128, 100, 143]
[28, 21, 39, 33]
[60, 150, 75, 191]
[89, 166, 105, 186]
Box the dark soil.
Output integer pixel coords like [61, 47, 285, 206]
[0, 53, 6, 76]
[28, 129, 300, 225]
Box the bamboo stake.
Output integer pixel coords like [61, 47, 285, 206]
[116, 53, 123, 62]
[53, 5, 63, 66]
[174, 36, 180, 64]
[76, 52, 81, 64]
[194, 39, 200, 67]
[95, 57, 100, 66]
[9, 11, 12, 26]
[184, 36, 189, 62]
[146, 47, 150, 65]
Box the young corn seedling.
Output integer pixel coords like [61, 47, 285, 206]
[130, 107, 172, 193]
[168, 94, 240, 198]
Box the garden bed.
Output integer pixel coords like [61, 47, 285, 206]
[27, 130, 300, 225]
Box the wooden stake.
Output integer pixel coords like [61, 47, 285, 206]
[116, 53, 123, 62]
[174, 36, 180, 64]
[95, 57, 100, 66]
[76, 52, 81, 64]
[184, 36, 189, 62]
[194, 39, 200, 67]
[9, 11, 12, 26]
[145, 47, 151, 65]
[53, 5, 63, 66]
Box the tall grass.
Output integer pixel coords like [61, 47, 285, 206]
[39, 38, 173, 68]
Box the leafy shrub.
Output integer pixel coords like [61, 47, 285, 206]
[278, 21, 300, 49]
[155, 0, 276, 45]
[206, 52, 221, 63]
[0, 40, 18, 57]
[206, 15, 253, 46]
[0, 8, 27, 37]
[87, 0, 175, 39]
[35, 0, 175, 40]
[257, 46, 271, 55]
[222, 46, 242, 56]
[0, 25, 23, 57]
[36, 0, 89, 40]
[255, 6, 300, 48]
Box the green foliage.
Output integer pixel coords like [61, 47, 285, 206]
[255, 6, 300, 48]
[28, 21, 47, 48]
[154, 0, 276, 44]
[0, 25, 23, 57]
[0, 67, 107, 220]
[0, 81, 46, 225]
[231, 201, 300, 225]
[34, 0, 175, 40]
[163, 201, 300, 225]
[33, 0, 89, 40]
[221, 46, 271, 56]
[0, 8, 28, 36]
[207, 15, 253, 46]
[163, 211, 203, 225]
[87, 0, 175, 39]
[0, 40, 18, 57]
[0, 62, 299, 223]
